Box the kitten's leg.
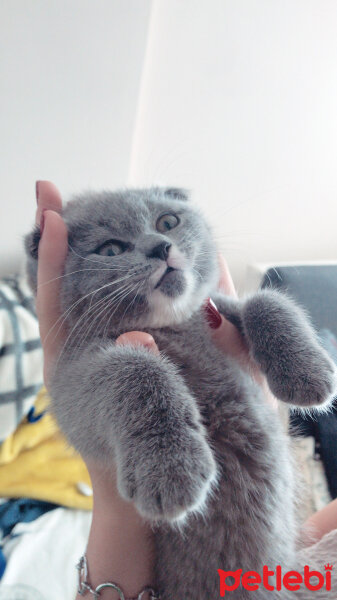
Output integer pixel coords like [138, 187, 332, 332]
[50, 342, 217, 522]
[212, 290, 337, 407]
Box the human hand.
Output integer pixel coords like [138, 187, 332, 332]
[35, 181, 155, 599]
[203, 254, 279, 411]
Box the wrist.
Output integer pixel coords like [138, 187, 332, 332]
[80, 463, 155, 599]
[83, 510, 155, 599]
[89, 466, 147, 529]
[77, 554, 158, 600]
[91, 493, 151, 535]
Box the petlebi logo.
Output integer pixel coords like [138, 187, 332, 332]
[218, 564, 333, 595]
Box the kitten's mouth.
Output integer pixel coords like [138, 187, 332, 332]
[154, 266, 176, 289]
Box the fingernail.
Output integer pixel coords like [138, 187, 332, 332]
[204, 298, 222, 329]
[143, 335, 155, 347]
[35, 181, 40, 203]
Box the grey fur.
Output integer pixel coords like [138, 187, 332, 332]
[25, 188, 337, 599]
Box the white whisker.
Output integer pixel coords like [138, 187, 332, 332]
[44, 272, 135, 349]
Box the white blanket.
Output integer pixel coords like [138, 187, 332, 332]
[1, 508, 91, 600]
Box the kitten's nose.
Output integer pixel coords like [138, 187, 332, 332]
[147, 241, 172, 261]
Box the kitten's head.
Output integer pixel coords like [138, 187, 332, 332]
[25, 187, 218, 335]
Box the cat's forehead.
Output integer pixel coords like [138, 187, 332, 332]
[64, 188, 190, 239]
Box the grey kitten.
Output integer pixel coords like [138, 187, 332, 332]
[25, 188, 337, 599]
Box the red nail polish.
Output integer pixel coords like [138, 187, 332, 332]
[35, 181, 40, 202]
[204, 298, 222, 329]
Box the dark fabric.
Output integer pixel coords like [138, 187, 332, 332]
[0, 498, 58, 580]
[261, 265, 337, 337]
[316, 411, 337, 499]
[0, 498, 59, 538]
[0, 548, 5, 578]
[261, 266, 337, 499]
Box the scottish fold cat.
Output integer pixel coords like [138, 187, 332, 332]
[25, 188, 336, 599]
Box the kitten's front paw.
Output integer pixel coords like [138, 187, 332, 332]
[242, 291, 337, 408]
[267, 353, 337, 407]
[117, 427, 217, 523]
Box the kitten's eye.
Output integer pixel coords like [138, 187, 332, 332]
[96, 241, 125, 257]
[156, 213, 179, 233]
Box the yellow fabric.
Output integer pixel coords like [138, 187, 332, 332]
[0, 387, 92, 510]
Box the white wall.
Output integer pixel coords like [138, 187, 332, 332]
[1, 0, 337, 290]
[0, 0, 152, 274]
[129, 0, 337, 290]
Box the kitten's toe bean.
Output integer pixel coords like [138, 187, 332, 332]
[118, 431, 217, 523]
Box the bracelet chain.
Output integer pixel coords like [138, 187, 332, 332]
[76, 555, 160, 600]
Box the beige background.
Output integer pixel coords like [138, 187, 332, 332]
[1, 0, 337, 290]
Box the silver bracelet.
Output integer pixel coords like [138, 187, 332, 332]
[76, 555, 160, 600]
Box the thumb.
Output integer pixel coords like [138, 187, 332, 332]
[116, 331, 160, 356]
[204, 298, 248, 362]
[204, 299, 278, 411]
[36, 210, 68, 380]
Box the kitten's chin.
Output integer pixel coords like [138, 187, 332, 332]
[146, 270, 212, 328]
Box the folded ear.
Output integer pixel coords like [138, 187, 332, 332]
[24, 225, 41, 293]
[24, 225, 41, 260]
[164, 187, 190, 201]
